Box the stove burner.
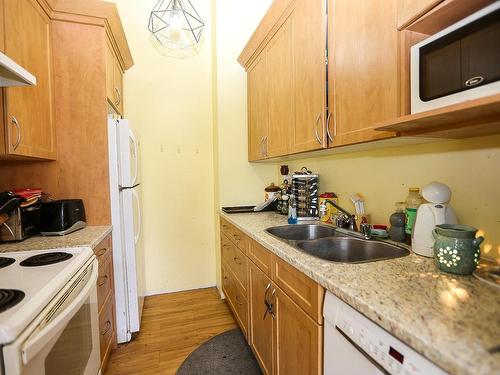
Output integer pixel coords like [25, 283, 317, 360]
[0, 289, 25, 313]
[0, 257, 15, 269]
[20, 252, 73, 267]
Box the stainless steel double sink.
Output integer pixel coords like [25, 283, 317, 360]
[266, 224, 409, 263]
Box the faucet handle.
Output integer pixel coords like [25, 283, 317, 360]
[360, 223, 372, 239]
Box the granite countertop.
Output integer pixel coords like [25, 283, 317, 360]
[220, 211, 500, 375]
[0, 226, 112, 253]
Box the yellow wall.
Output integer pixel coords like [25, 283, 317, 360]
[213, 0, 275, 292]
[283, 135, 500, 260]
[115, 0, 216, 294]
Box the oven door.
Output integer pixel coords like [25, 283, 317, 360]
[3, 258, 100, 375]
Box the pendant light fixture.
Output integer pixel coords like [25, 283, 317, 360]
[148, 0, 205, 51]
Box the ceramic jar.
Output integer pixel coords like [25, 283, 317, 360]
[432, 224, 484, 275]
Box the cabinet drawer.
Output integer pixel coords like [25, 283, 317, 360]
[248, 239, 272, 276]
[221, 234, 248, 295]
[97, 254, 114, 313]
[222, 263, 248, 338]
[94, 234, 112, 265]
[272, 255, 324, 324]
[221, 218, 248, 254]
[99, 295, 116, 365]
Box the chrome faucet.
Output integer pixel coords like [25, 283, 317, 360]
[323, 199, 358, 232]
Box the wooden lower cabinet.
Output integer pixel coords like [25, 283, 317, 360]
[273, 287, 322, 375]
[220, 219, 324, 375]
[248, 261, 274, 375]
[94, 234, 117, 372]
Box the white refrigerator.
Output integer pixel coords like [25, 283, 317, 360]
[108, 117, 146, 343]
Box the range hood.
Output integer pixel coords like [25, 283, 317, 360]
[0, 51, 36, 87]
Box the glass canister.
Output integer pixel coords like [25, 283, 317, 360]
[432, 224, 484, 275]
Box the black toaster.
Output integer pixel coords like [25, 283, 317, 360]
[39, 199, 87, 236]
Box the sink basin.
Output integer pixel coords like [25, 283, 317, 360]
[296, 237, 410, 263]
[266, 224, 341, 241]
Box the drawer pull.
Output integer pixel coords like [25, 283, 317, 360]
[235, 295, 244, 306]
[223, 276, 229, 284]
[233, 256, 242, 265]
[222, 224, 229, 230]
[96, 248, 108, 257]
[100, 320, 112, 336]
[233, 235, 242, 241]
[97, 275, 108, 287]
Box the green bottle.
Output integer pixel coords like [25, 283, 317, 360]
[405, 188, 423, 244]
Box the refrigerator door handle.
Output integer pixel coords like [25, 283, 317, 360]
[132, 188, 141, 244]
[119, 183, 141, 192]
[129, 129, 139, 185]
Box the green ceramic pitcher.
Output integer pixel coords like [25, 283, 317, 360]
[432, 224, 484, 275]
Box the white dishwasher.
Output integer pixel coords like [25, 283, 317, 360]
[323, 291, 448, 375]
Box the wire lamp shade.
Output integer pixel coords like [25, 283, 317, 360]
[148, 0, 204, 50]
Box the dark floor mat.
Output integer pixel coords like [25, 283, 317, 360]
[176, 328, 262, 375]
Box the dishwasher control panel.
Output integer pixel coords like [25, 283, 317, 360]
[324, 292, 448, 375]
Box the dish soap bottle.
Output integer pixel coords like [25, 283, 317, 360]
[388, 202, 406, 242]
[405, 188, 424, 244]
[288, 194, 298, 224]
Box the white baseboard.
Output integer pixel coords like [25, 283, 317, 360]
[144, 283, 217, 297]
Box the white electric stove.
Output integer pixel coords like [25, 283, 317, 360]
[0, 247, 100, 375]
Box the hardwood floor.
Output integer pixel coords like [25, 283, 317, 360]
[105, 287, 238, 375]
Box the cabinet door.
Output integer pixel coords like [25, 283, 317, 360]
[248, 53, 268, 161]
[292, 0, 326, 153]
[266, 16, 293, 158]
[273, 287, 322, 375]
[248, 261, 274, 375]
[4, 0, 55, 159]
[328, 0, 398, 147]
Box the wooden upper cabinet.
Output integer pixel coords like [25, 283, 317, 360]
[292, 0, 326, 153]
[397, 0, 442, 29]
[266, 16, 293, 158]
[248, 54, 268, 161]
[106, 40, 124, 115]
[328, 0, 399, 147]
[2, 0, 56, 160]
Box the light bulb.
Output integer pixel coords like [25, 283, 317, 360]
[170, 10, 183, 32]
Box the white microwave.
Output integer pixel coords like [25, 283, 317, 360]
[411, 1, 500, 114]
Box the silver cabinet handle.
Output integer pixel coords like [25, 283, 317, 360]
[263, 136, 268, 157]
[326, 111, 333, 143]
[11, 116, 21, 150]
[314, 112, 322, 145]
[114, 87, 121, 106]
[270, 288, 277, 319]
[264, 282, 271, 302]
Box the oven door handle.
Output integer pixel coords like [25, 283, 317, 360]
[21, 260, 98, 365]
